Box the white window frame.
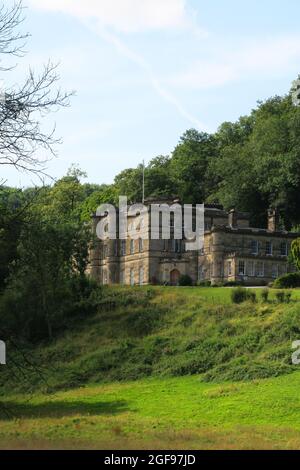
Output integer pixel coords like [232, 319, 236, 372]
[198, 266, 204, 281]
[266, 241, 273, 256]
[238, 260, 246, 276]
[250, 240, 259, 255]
[255, 261, 264, 277]
[227, 261, 232, 276]
[280, 242, 288, 256]
[247, 261, 254, 277]
[272, 264, 279, 279]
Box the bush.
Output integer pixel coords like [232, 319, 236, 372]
[231, 287, 248, 304]
[247, 291, 257, 303]
[261, 288, 269, 303]
[223, 281, 243, 287]
[275, 291, 285, 303]
[197, 280, 211, 287]
[273, 272, 300, 289]
[231, 287, 257, 304]
[178, 274, 193, 286]
[285, 292, 292, 303]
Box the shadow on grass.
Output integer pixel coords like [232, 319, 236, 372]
[0, 399, 129, 420]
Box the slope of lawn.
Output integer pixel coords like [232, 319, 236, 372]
[2, 286, 300, 394]
[2, 371, 300, 449]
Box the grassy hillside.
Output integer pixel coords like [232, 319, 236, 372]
[2, 372, 300, 449]
[2, 286, 300, 394]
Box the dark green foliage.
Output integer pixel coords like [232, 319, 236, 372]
[291, 238, 300, 271]
[231, 287, 248, 304]
[1, 286, 300, 393]
[261, 288, 269, 303]
[275, 291, 286, 303]
[197, 280, 211, 287]
[231, 287, 256, 304]
[274, 272, 300, 288]
[178, 274, 193, 286]
[247, 291, 257, 303]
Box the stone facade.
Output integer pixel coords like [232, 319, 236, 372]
[88, 200, 299, 286]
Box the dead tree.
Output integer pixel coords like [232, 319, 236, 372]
[0, 1, 72, 179]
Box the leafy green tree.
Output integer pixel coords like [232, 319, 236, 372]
[170, 129, 218, 203]
[291, 238, 300, 271]
[1, 213, 92, 341]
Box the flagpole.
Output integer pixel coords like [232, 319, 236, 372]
[142, 159, 145, 204]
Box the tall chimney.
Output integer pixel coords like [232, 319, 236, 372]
[228, 209, 238, 228]
[268, 208, 279, 232]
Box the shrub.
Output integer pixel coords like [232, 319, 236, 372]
[261, 288, 269, 303]
[285, 292, 292, 303]
[231, 287, 248, 304]
[275, 291, 285, 303]
[223, 281, 242, 287]
[178, 274, 193, 286]
[273, 272, 300, 289]
[197, 280, 211, 287]
[231, 287, 257, 304]
[247, 291, 257, 303]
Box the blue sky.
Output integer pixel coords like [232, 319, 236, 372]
[3, 0, 300, 186]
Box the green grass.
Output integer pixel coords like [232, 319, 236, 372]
[2, 285, 300, 449]
[2, 372, 300, 449]
[2, 286, 300, 393]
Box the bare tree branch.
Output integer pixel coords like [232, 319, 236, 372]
[0, 1, 74, 177]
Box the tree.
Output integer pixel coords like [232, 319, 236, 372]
[211, 96, 300, 228]
[1, 212, 92, 341]
[0, 1, 71, 178]
[291, 238, 300, 271]
[170, 129, 217, 204]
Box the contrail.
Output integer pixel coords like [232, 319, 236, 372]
[86, 21, 208, 131]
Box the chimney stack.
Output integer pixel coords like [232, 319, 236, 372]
[268, 208, 279, 232]
[228, 209, 238, 228]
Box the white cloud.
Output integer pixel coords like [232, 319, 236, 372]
[28, 0, 189, 33]
[170, 35, 300, 89]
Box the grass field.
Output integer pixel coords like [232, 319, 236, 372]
[2, 371, 300, 449]
[2, 286, 300, 449]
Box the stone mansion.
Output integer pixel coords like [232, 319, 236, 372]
[88, 198, 299, 286]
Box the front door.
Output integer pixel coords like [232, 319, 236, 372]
[170, 269, 180, 286]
